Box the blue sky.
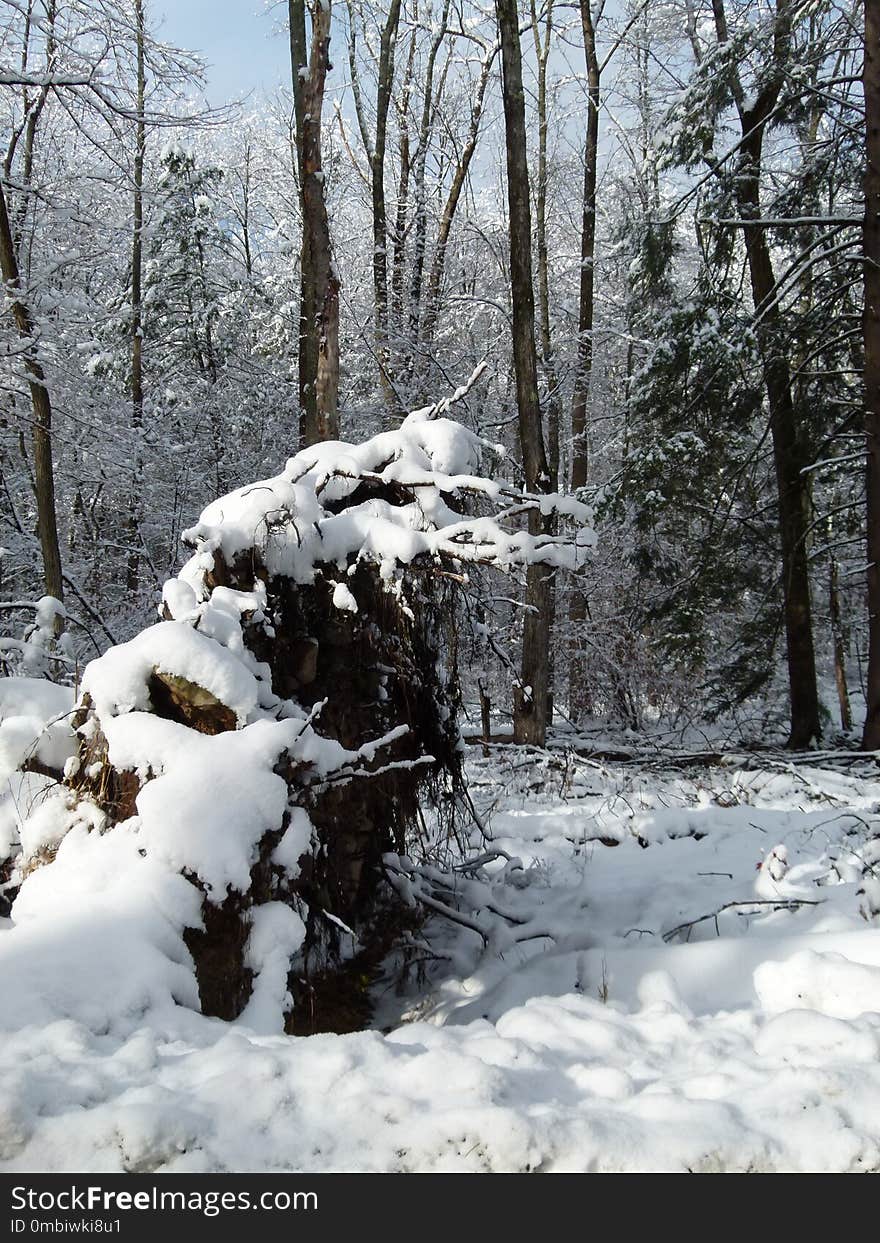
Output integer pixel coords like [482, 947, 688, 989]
[154, 0, 291, 103]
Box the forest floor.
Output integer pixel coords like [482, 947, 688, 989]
[4, 741, 880, 1172]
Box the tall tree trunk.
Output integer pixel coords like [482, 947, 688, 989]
[570, 0, 599, 495]
[830, 555, 852, 732]
[0, 177, 63, 609]
[531, 0, 559, 721]
[390, 16, 417, 340]
[407, 0, 450, 385]
[567, 0, 600, 723]
[371, 0, 402, 417]
[239, 143, 254, 279]
[739, 165, 820, 752]
[290, 0, 339, 445]
[714, 0, 820, 748]
[127, 0, 146, 594]
[5, 0, 54, 251]
[496, 0, 552, 748]
[289, 0, 316, 438]
[863, 0, 880, 749]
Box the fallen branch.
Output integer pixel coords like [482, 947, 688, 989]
[663, 898, 824, 943]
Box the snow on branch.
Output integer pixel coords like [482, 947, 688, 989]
[171, 405, 595, 607]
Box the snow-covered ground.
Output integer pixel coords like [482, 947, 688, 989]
[3, 740, 880, 1173]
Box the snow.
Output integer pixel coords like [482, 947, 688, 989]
[755, 951, 880, 1021]
[332, 581, 359, 613]
[3, 739, 880, 1171]
[3, 819, 202, 1035]
[271, 806, 313, 871]
[0, 678, 78, 879]
[0, 676, 75, 784]
[82, 621, 260, 725]
[176, 410, 592, 600]
[89, 707, 403, 900]
[115, 715, 304, 897]
[238, 902, 306, 1035]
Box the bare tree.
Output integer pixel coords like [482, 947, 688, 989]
[126, 0, 146, 593]
[372, 0, 402, 415]
[0, 0, 62, 610]
[420, 32, 497, 358]
[495, 0, 552, 746]
[289, 0, 340, 444]
[863, 0, 880, 749]
[0, 177, 63, 609]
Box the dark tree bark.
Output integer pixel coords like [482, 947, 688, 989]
[570, 0, 599, 496]
[0, 176, 63, 609]
[127, 0, 146, 594]
[390, 17, 417, 341]
[567, 0, 601, 722]
[830, 556, 852, 732]
[371, 0, 402, 416]
[4, 0, 54, 252]
[714, 0, 820, 748]
[863, 0, 880, 750]
[289, 0, 340, 445]
[289, 0, 315, 436]
[530, 0, 559, 721]
[0, 0, 62, 612]
[496, 0, 552, 747]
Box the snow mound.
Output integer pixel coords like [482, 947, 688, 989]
[2, 752, 880, 1171]
[0, 677, 75, 784]
[82, 621, 261, 725]
[755, 950, 880, 1021]
[0, 678, 78, 885]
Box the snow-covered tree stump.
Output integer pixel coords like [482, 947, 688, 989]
[18, 398, 592, 1033]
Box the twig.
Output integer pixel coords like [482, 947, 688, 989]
[663, 898, 824, 944]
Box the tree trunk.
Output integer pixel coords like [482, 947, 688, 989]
[290, 0, 339, 445]
[566, 0, 601, 723]
[479, 680, 491, 758]
[530, 0, 559, 723]
[407, 0, 450, 386]
[496, 0, 552, 748]
[863, 0, 880, 749]
[371, 0, 402, 417]
[830, 557, 852, 732]
[390, 18, 417, 341]
[290, 0, 316, 438]
[0, 176, 63, 611]
[570, 0, 599, 495]
[127, 0, 146, 594]
[714, 0, 820, 748]
[740, 173, 819, 746]
[740, 204, 820, 746]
